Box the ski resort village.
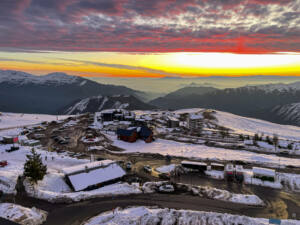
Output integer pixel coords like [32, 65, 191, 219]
[1, 109, 300, 225]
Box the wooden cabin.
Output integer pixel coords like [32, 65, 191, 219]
[116, 128, 138, 143]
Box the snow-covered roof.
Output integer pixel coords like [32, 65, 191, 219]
[167, 116, 179, 121]
[190, 113, 203, 120]
[211, 163, 224, 167]
[62, 160, 112, 175]
[181, 160, 207, 166]
[252, 167, 275, 177]
[63, 160, 126, 191]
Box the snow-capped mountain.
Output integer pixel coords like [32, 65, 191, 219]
[272, 103, 300, 126]
[0, 70, 80, 85]
[150, 81, 300, 126]
[62, 95, 155, 115]
[244, 82, 300, 93]
[0, 70, 143, 114]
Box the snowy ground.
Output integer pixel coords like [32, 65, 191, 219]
[215, 110, 300, 141]
[173, 108, 300, 141]
[110, 135, 300, 168]
[0, 112, 68, 130]
[156, 164, 176, 173]
[83, 206, 300, 225]
[0, 143, 88, 194]
[0, 138, 141, 202]
[0, 203, 47, 225]
[24, 176, 141, 203]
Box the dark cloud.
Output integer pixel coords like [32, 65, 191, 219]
[0, 0, 299, 53]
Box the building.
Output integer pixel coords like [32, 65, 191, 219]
[116, 128, 138, 143]
[210, 163, 224, 171]
[100, 109, 135, 122]
[138, 126, 154, 143]
[62, 160, 126, 191]
[253, 167, 276, 182]
[101, 109, 115, 121]
[187, 113, 204, 130]
[167, 116, 180, 128]
[2, 136, 18, 144]
[225, 164, 235, 180]
[181, 160, 207, 172]
[235, 165, 244, 182]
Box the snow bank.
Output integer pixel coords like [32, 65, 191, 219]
[142, 182, 264, 206]
[156, 164, 176, 173]
[83, 206, 300, 225]
[278, 172, 300, 192]
[194, 185, 264, 206]
[24, 176, 141, 203]
[204, 170, 224, 180]
[0, 203, 47, 225]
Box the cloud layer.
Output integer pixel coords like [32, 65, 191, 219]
[0, 0, 299, 53]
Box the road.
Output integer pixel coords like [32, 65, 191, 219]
[12, 194, 262, 225]
[6, 189, 298, 225]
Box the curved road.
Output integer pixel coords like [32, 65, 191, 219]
[10, 192, 297, 225]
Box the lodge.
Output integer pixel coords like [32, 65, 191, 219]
[62, 160, 126, 192]
[116, 125, 154, 143]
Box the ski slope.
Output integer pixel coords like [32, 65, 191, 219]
[174, 108, 300, 141]
[215, 110, 300, 141]
[0, 112, 68, 130]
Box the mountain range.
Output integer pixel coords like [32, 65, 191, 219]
[1, 70, 300, 126]
[0, 70, 152, 114]
[150, 83, 300, 126]
[62, 95, 155, 115]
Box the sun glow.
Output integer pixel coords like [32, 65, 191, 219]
[0, 51, 299, 77]
[165, 52, 300, 69]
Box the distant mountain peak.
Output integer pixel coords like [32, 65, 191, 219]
[63, 95, 155, 115]
[0, 69, 80, 85]
[243, 81, 300, 93]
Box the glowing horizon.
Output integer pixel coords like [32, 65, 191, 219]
[0, 51, 299, 78]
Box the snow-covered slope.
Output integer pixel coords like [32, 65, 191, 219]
[215, 110, 300, 140]
[174, 108, 300, 140]
[63, 95, 155, 114]
[272, 103, 300, 126]
[0, 70, 80, 85]
[0, 112, 68, 130]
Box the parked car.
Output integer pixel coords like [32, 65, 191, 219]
[143, 165, 152, 173]
[158, 184, 174, 193]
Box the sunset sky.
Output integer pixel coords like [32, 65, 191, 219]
[0, 0, 299, 77]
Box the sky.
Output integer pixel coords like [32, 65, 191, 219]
[0, 0, 299, 78]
